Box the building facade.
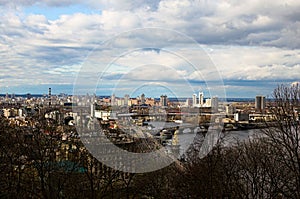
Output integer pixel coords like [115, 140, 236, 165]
[255, 95, 266, 111]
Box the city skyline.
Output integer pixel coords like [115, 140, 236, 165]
[1, 1, 300, 97]
[0, 91, 264, 105]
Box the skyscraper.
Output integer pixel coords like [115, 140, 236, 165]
[199, 92, 204, 106]
[141, 93, 146, 104]
[91, 103, 95, 118]
[192, 94, 197, 107]
[111, 94, 116, 106]
[124, 94, 130, 106]
[255, 95, 266, 111]
[160, 95, 168, 107]
[211, 97, 219, 112]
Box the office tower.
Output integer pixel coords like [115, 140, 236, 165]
[141, 93, 146, 104]
[160, 95, 168, 107]
[124, 94, 130, 106]
[211, 97, 219, 112]
[111, 94, 116, 106]
[192, 94, 197, 107]
[199, 92, 204, 106]
[255, 95, 266, 111]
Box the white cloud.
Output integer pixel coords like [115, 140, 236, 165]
[1, 0, 300, 96]
[208, 46, 300, 81]
[100, 10, 142, 31]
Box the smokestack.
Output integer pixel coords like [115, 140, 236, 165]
[48, 88, 51, 106]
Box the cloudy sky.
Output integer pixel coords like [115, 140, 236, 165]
[0, 0, 299, 98]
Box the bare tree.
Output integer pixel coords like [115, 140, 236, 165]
[261, 83, 300, 198]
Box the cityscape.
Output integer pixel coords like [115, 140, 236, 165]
[1, 0, 300, 198]
[1, 85, 300, 197]
[1, 88, 271, 132]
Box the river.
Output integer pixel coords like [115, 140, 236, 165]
[174, 129, 264, 158]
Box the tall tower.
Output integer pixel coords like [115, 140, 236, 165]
[111, 94, 116, 106]
[199, 92, 204, 106]
[192, 94, 197, 107]
[124, 94, 130, 106]
[48, 88, 52, 106]
[211, 97, 219, 112]
[141, 93, 146, 104]
[160, 95, 168, 107]
[91, 103, 95, 118]
[255, 95, 265, 111]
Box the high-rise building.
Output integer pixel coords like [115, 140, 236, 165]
[199, 92, 204, 106]
[255, 95, 266, 111]
[192, 94, 197, 107]
[124, 94, 130, 106]
[160, 95, 168, 107]
[211, 97, 219, 112]
[111, 94, 116, 106]
[141, 93, 146, 104]
[91, 103, 95, 118]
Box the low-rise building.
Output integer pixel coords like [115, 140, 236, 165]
[95, 110, 112, 121]
[234, 112, 249, 122]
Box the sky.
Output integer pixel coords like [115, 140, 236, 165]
[0, 0, 300, 98]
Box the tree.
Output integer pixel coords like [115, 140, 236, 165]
[0, 116, 39, 198]
[261, 83, 300, 198]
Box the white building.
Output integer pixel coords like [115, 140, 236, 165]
[3, 108, 16, 118]
[192, 94, 198, 107]
[91, 103, 95, 118]
[95, 110, 112, 121]
[199, 92, 204, 106]
[205, 98, 211, 107]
